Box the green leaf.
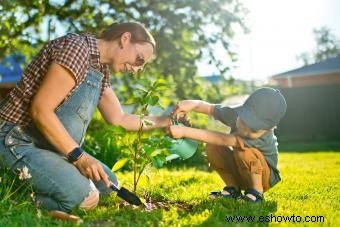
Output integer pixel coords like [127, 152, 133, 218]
[134, 88, 148, 98]
[137, 79, 151, 88]
[152, 157, 164, 168]
[109, 126, 127, 135]
[124, 97, 139, 105]
[150, 149, 162, 157]
[143, 144, 154, 156]
[153, 79, 167, 86]
[111, 158, 129, 172]
[155, 85, 169, 92]
[147, 96, 159, 106]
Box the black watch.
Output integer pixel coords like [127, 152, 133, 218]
[67, 147, 84, 163]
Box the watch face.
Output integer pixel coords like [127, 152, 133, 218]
[69, 147, 83, 162]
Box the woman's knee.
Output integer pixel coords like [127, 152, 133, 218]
[54, 181, 99, 212]
[34, 187, 95, 213]
[20, 152, 96, 212]
[54, 187, 99, 212]
[79, 191, 100, 210]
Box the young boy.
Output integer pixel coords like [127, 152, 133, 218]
[168, 87, 287, 202]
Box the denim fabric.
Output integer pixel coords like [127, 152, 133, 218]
[0, 68, 118, 212]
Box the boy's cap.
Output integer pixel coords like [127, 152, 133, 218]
[235, 87, 287, 131]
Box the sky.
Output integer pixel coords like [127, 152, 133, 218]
[198, 0, 340, 81]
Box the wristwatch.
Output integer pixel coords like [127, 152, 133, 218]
[67, 147, 84, 163]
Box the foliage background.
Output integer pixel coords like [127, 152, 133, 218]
[0, 0, 249, 103]
[297, 26, 340, 65]
[0, 0, 251, 168]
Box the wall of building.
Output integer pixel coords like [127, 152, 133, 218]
[274, 72, 340, 88]
[276, 85, 340, 142]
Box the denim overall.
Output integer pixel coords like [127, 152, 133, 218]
[0, 68, 118, 212]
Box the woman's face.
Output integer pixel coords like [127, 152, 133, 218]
[235, 117, 268, 139]
[111, 34, 154, 73]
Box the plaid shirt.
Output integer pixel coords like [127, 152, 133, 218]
[0, 33, 111, 125]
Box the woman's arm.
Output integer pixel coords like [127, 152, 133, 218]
[168, 125, 237, 147]
[30, 63, 80, 154]
[30, 63, 110, 186]
[98, 87, 171, 131]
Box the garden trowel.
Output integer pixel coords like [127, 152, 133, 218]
[110, 183, 143, 206]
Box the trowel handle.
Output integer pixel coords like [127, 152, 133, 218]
[110, 183, 119, 192]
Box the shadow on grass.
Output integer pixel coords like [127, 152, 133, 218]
[87, 209, 164, 226]
[201, 199, 277, 226]
[174, 199, 277, 226]
[86, 195, 277, 226]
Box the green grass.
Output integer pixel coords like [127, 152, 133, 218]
[1, 152, 339, 226]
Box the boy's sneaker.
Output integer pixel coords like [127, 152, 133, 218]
[209, 186, 241, 199]
[242, 188, 264, 203]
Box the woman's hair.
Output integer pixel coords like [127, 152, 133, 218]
[99, 22, 156, 51]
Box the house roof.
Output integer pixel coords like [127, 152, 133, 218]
[202, 75, 221, 83]
[272, 55, 340, 79]
[0, 55, 24, 84]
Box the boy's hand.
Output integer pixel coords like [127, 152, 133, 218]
[173, 100, 198, 116]
[167, 125, 185, 139]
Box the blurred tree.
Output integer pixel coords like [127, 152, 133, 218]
[0, 0, 247, 102]
[297, 27, 340, 65]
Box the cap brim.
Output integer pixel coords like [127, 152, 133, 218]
[235, 106, 269, 131]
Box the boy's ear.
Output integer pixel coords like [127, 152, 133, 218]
[260, 127, 275, 133]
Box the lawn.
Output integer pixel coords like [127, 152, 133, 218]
[0, 151, 339, 226]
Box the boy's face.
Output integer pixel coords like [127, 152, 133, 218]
[236, 117, 269, 139]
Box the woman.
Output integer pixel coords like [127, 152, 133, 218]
[0, 22, 170, 212]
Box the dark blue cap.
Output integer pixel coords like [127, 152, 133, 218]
[235, 87, 287, 131]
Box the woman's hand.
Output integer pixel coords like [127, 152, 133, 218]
[167, 125, 186, 139]
[176, 115, 192, 127]
[74, 154, 111, 187]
